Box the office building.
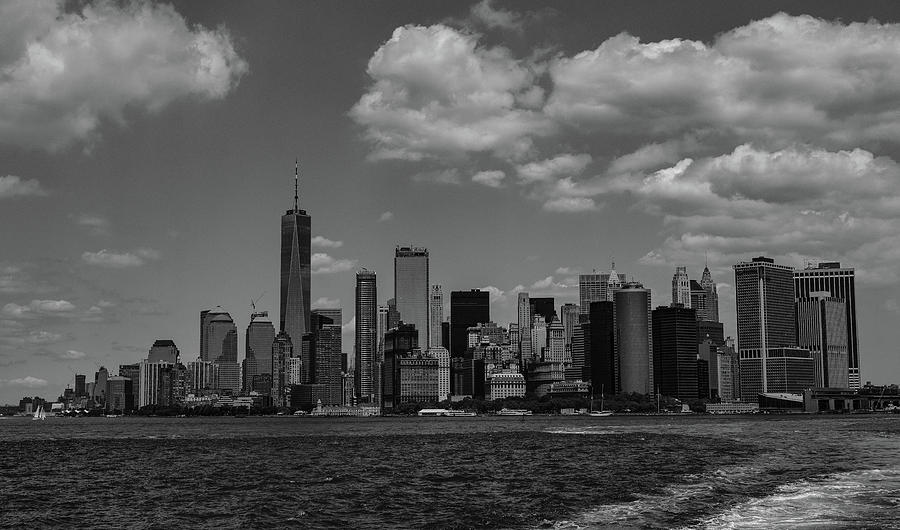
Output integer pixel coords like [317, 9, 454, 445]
[148, 339, 179, 364]
[312, 308, 342, 329]
[517, 292, 532, 360]
[313, 322, 343, 405]
[201, 308, 239, 393]
[586, 301, 616, 393]
[427, 346, 451, 401]
[530, 297, 556, 324]
[531, 315, 547, 360]
[794, 262, 859, 388]
[355, 269, 378, 403]
[395, 246, 429, 347]
[381, 323, 419, 410]
[280, 161, 311, 348]
[105, 376, 133, 413]
[672, 266, 691, 308]
[75, 374, 86, 397]
[271, 331, 293, 407]
[450, 289, 490, 357]
[387, 298, 400, 331]
[739, 347, 815, 399]
[560, 303, 579, 352]
[377, 305, 388, 367]
[429, 285, 443, 348]
[796, 293, 849, 387]
[734, 256, 796, 397]
[652, 305, 699, 399]
[486, 372, 526, 400]
[245, 311, 275, 392]
[186, 359, 218, 393]
[545, 316, 566, 363]
[615, 282, 653, 394]
[118, 363, 140, 411]
[698, 266, 719, 322]
[138, 361, 183, 408]
[579, 264, 627, 314]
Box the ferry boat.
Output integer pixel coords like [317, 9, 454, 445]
[417, 408, 476, 417]
[496, 408, 532, 416]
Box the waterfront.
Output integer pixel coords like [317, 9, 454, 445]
[1, 415, 898, 528]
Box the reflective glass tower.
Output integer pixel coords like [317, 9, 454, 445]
[280, 160, 311, 346]
[355, 269, 378, 403]
[394, 246, 429, 347]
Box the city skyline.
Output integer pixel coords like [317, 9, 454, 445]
[3, 1, 900, 403]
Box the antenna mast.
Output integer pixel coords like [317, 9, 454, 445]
[294, 158, 299, 212]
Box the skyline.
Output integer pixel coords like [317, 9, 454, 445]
[3, 0, 900, 403]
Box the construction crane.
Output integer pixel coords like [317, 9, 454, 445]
[250, 292, 266, 321]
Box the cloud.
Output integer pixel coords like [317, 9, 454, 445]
[61, 350, 86, 360]
[311, 253, 357, 275]
[378, 211, 394, 222]
[411, 168, 462, 185]
[545, 13, 900, 149]
[350, 23, 554, 162]
[554, 266, 582, 275]
[81, 248, 160, 268]
[2, 299, 76, 318]
[472, 170, 506, 188]
[311, 236, 343, 249]
[629, 144, 900, 284]
[74, 214, 110, 235]
[516, 154, 592, 184]
[480, 285, 507, 304]
[469, 0, 524, 32]
[0, 0, 248, 151]
[0, 175, 47, 198]
[341, 316, 356, 338]
[543, 197, 597, 212]
[312, 297, 341, 308]
[528, 275, 576, 297]
[0, 376, 47, 388]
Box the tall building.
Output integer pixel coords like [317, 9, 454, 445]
[429, 285, 443, 348]
[450, 290, 490, 357]
[796, 293, 849, 387]
[280, 160, 311, 348]
[271, 331, 293, 407]
[427, 346, 451, 401]
[671, 266, 691, 308]
[202, 308, 239, 393]
[74, 374, 86, 397]
[386, 298, 400, 331]
[652, 305, 699, 399]
[733, 256, 797, 397]
[148, 339, 179, 363]
[615, 282, 653, 394]
[560, 303, 579, 351]
[312, 322, 343, 405]
[586, 301, 616, 393]
[578, 264, 627, 314]
[245, 311, 275, 392]
[355, 269, 378, 403]
[377, 305, 388, 367]
[545, 316, 566, 363]
[530, 297, 556, 324]
[118, 364, 140, 411]
[517, 292, 532, 360]
[699, 265, 719, 322]
[531, 315, 547, 360]
[794, 262, 859, 388]
[394, 246, 429, 347]
[312, 308, 342, 329]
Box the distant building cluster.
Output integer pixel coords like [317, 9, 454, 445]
[33, 171, 866, 415]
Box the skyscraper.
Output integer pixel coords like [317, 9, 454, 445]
[652, 305, 699, 399]
[560, 303, 579, 352]
[530, 297, 556, 324]
[578, 264, 627, 315]
[280, 160, 311, 347]
[672, 266, 691, 308]
[312, 308, 342, 329]
[148, 339, 179, 363]
[615, 282, 653, 394]
[793, 262, 859, 388]
[429, 285, 443, 348]
[394, 246, 429, 347]
[517, 292, 532, 360]
[586, 301, 616, 393]
[733, 256, 799, 399]
[355, 269, 378, 403]
[201, 307, 239, 392]
[271, 331, 293, 407]
[545, 316, 566, 363]
[699, 265, 719, 322]
[245, 311, 275, 393]
[796, 293, 849, 387]
[450, 290, 490, 357]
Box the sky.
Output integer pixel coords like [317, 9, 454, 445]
[2, 0, 900, 404]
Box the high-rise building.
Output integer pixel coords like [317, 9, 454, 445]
[545, 316, 566, 363]
[733, 256, 796, 397]
[672, 266, 691, 308]
[377, 305, 388, 366]
[313, 323, 343, 405]
[579, 264, 627, 314]
[652, 305, 699, 399]
[615, 282, 653, 394]
[74, 374, 86, 397]
[312, 308, 342, 329]
[280, 161, 311, 348]
[794, 262, 859, 388]
[796, 293, 849, 387]
[148, 339, 179, 363]
[394, 246, 429, 347]
[355, 269, 378, 403]
[586, 301, 616, 393]
[530, 297, 556, 324]
[560, 303, 579, 351]
[118, 364, 140, 411]
[531, 315, 547, 360]
[429, 285, 443, 348]
[271, 331, 293, 407]
[186, 359, 218, 393]
[386, 298, 400, 331]
[699, 266, 719, 321]
[517, 292, 532, 360]
[245, 311, 275, 392]
[105, 376, 132, 412]
[450, 290, 490, 357]
[201, 308, 239, 392]
[427, 346, 451, 401]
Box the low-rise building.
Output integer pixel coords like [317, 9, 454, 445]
[486, 372, 526, 400]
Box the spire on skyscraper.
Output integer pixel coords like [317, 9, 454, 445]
[294, 158, 299, 212]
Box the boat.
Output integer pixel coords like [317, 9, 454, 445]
[588, 385, 614, 417]
[496, 408, 532, 416]
[443, 410, 476, 417]
[418, 408, 477, 417]
[32, 405, 46, 421]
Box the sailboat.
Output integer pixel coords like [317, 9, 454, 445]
[589, 385, 613, 417]
[32, 405, 46, 421]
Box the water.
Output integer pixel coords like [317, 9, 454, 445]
[0, 415, 897, 528]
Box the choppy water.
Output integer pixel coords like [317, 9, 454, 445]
[0, 415, 897, 528]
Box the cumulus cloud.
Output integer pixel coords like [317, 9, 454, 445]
[61, 350, 86, 360]
[312, 297, 340, 308]
[472, 170, 506, 188]
[311, 253, 357, 275]
[0, 175, 47, 198]
[378, 211, 394, 222]
[350, 24, 554, 162]
[311, 236, 343, 249]
[0, 0, 248, 150]
[543, 197, 597, 213]
[74, 214, 110, 235]
[0, 376, 47, 388]
[516, 154, 592, 184]
[480, 285, 507, 304]
[81, 248, 160, 268]
[469, 0, 524, 32]
[2, 299, 76, 318]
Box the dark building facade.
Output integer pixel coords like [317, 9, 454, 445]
[449, 290, 490, 357]
[355, 269, 378, 403]
[652, 305, 699, 400]
[148, 339, 179, 363]
[529, 297, 556, 324]
[586, 301, 616, 394]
